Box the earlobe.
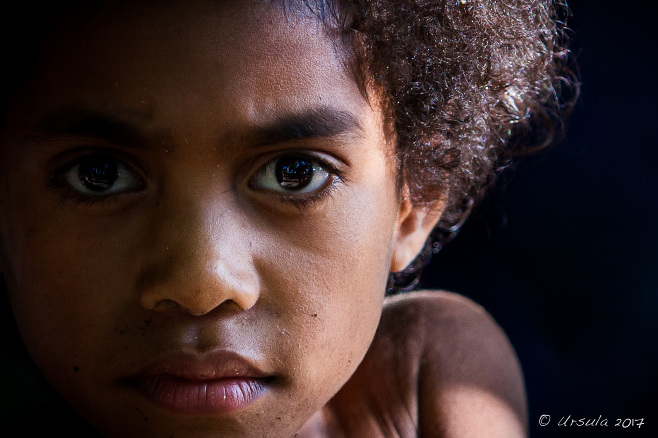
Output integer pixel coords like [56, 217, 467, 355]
[390, 191, 445, 273]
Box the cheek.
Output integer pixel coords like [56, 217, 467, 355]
[254, 161, 400, 390]
[0, 194, 138, 387]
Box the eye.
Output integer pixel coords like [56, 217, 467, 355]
[62, 153, 144, 196]
[251, 154, 332, 194]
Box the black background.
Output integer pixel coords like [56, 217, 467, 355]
[1, 1, 656, 436]
[423, 1, 657, 436]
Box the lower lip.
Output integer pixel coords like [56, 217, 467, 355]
[133, 375, 269, 414]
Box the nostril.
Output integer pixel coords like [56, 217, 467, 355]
[160, 299, 180, 311]
[145, 297, 210, 316]
[143, 298, 178, 313]
[136, 240, 260, 315]
[181, 299, 245, 316]
[144, 295, 253, 316]
[181, 305, 209, 317]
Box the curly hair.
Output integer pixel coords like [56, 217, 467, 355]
[292, 0, 576, 291]
[0, 0, 576, 292]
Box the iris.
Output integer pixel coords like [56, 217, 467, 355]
[276, 157, 314, 190]
[78, 156, 118, 192]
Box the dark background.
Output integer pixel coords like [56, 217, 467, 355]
[1, 1, 656, 436]
[423, 1, 657, 436]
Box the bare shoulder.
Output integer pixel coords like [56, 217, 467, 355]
[324, 291, 527, 437]
[380, 290, 528, 437]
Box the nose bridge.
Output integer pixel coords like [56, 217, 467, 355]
[138, 190, 259, 315]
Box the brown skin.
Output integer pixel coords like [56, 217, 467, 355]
[317, 292, 528, 437]
[0, 1, 526, 437]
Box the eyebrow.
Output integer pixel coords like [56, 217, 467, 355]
[245, 107, 364, 147]
[27, 105, 364, 149]
[29, 106, 151, 148]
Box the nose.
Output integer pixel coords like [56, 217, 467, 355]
[137, 194, 260, 316]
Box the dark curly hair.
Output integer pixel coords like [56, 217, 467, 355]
[287, 0, 577, 292]
[0, 0, 577, 293]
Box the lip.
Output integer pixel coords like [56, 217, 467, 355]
[127, 350, 273, 414]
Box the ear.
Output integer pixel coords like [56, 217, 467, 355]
[390, 189, 445, 273]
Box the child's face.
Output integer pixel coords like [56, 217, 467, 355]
[0, 1, 414, 436]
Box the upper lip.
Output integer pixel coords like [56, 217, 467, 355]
[129, 350, 271, 381]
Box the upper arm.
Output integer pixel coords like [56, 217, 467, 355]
[385, 291, 527, 438]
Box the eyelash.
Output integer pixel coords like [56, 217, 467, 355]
[275, 182, 339, 212]
[46, 149, 346, 211]
[248, 151, 346, 211]
[46, 151, 146, 207]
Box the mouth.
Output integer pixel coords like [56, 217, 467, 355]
[126, 350, 274, 414]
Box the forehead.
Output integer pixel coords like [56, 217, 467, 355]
[5, 0, 368, 142]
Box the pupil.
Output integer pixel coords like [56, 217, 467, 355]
[276, 158, 313, 190]
[79, 157, 118, 191]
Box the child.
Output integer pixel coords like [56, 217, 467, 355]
[0, 0, 572, 436]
